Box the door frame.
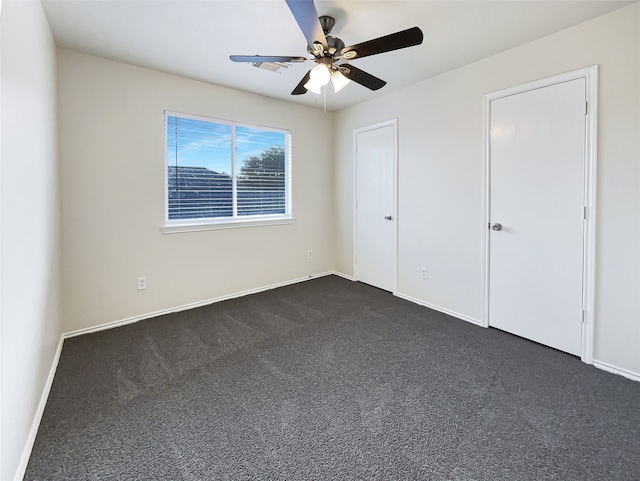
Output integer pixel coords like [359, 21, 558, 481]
[480, 66, 598, 364]
[353, 119, 399, 293]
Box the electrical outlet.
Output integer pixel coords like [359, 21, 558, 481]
[137, 276, 147, 290]
[420, 268, 428, 280]
[308, 250, 313, 259]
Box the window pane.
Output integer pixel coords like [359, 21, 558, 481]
[167, 116, 232, 220]
[236, 126, 286, 216]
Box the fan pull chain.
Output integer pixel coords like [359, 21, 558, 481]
[323, 85, 327, 113]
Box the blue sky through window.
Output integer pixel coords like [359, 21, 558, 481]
[167, 116, 285, 175]
[237, 125, 285, 173]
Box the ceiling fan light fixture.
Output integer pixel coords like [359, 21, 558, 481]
[304, 64, 331, 94]
[310, 64, 331, 86]
[303, 79, 323, 94]
[331, 70, 350, 93]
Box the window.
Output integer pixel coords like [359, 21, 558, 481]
[164, 111, 291, 231]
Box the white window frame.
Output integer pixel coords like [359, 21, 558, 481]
[162, 111, 293, 233]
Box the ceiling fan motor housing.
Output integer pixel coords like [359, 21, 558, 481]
[307, 35, 345, 57]
[319, 15, 335, 35]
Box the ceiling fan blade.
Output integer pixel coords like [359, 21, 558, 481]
[341, 26, 423, 60]
[339, 65, 386, 91]
[291, 70, 312, 95]
[230, 55, 307, 63]
[285, 0, 328, 52]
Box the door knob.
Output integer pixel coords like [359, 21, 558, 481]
[491, 223, 502, 231]
[384, 215, 393, 220]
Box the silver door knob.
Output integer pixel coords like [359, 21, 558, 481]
[491, 223, 502, 231]
[384, 215, 393, 220]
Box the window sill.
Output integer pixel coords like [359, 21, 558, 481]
[161, 217, 294, 234]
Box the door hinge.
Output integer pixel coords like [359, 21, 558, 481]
[581, 309, 585, 323]
[584, 101, 588, 115]
[583, 206, 587, 220]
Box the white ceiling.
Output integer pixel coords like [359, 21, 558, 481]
[41, 0, 632, 111]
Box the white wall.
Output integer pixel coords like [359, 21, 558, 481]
[58, 50, 335, 333]
[0, 1, 61, 479]
[334, 4, 640, 376]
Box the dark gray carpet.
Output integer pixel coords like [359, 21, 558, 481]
[25, 275, 640, 480]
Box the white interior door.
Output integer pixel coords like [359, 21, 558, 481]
[355, 123, 396, 292]
[489, 79, 586, 356]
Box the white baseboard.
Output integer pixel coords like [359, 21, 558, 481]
[329, 270, 355, 281]
[16, 272, 337, 480]
[393, 291, 640, 382]
[14, 335, 65, 481]
[65, 271, 335, 338]
[394, 292, 483, 327]
[592, 359, 640, 382]
[20, 273, 636, 481]
[394, 294, 640, 383]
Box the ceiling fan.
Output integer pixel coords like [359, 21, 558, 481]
[230, 0, 424, 95]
